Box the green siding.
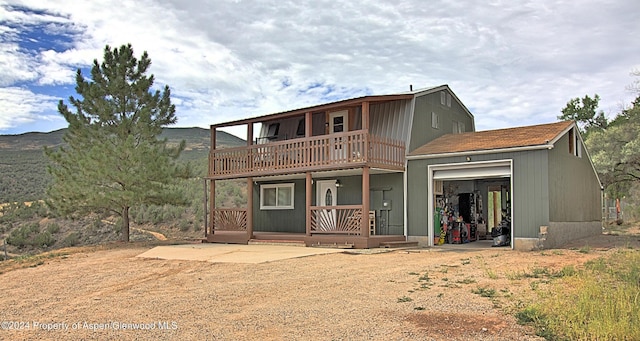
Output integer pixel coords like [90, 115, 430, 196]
[406, 160, 429, 236]
[407, 150, 551, 239]
[548, 133, 602, 222]
[316, 174, 404, 235]
[252, 179, 306, 233]
[409, 90, 474, 152]
[252, 173, 404, 234]
[370, 173, 404, 235]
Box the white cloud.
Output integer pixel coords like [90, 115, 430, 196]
[0, 42, 39, 86]
[0, 0, 638, 134]
[0, 87, 60, 130]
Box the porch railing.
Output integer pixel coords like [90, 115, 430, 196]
[211, 208, 247, 233]
[310, 205, 363, 235]
[209, 131, 405, 178]
[209, 206, 377, 236]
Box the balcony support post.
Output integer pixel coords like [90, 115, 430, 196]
[362, 101, 369, 131]
[305, 111, 312, 164]
[203, 178, 208, 237]
[209, 125, 217, 236]
[361, 166, 370, 238]
[247, 122, 253, 172]
[247, 177, 254, 239]
[306, 172, 312, 236]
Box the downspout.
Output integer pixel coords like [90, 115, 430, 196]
[403, 160, 408, 239]
[427, 166, 434, 247]
[510, 159, 514, 250]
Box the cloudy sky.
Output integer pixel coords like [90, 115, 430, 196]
[1, 0, 638, 137]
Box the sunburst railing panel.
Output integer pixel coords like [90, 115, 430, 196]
[212, 209, 248, 232]
[310, 205, 363, 235]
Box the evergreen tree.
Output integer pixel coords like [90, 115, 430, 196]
[45, 44, 187, 242]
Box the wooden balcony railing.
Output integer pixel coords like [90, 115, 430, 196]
[209, 131, 405, 179]
[310, 205, 363, 235]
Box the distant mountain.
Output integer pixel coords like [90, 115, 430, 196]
[0, 129, 67, 150]
[0, 127, 245, 203]
[0, 127, 246, 151]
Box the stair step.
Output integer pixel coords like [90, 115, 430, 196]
[379, 241, 419, 248]
[310, 243, 354, 249]
[248, 239, 306, 247]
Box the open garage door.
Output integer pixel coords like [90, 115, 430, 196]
[427, 160, 513, 248]
[433, 165, 511, 180]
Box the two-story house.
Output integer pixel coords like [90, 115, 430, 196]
[205, 85, 602, 250]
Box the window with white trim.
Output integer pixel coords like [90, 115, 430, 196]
[440, 91, 446, 105]
[431, 112, 439, 129]
[569, 128, 582, 158]
[569, 129, 582, 157]
[577, 140, 582, 158]
[452, 121, 465, 134]
[446, 93, 452, 107]
[260, 183, 294, 210]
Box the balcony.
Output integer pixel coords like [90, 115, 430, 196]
[208, 130, 405, 179]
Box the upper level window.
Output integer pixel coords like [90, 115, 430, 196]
[266, 123, 280, 140]
[453, 121, 465, 134]
[569, 128, 582, 158]
[440, 91, 446, 105]
[260, 183, 294, 210]
[296, 119, 305, 136]
[447, 94, 452, 107]
[431, 112, 439, 129]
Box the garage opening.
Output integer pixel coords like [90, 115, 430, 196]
[428, 160, 513, 249]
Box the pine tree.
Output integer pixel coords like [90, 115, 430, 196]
[45, 44, 187, 242]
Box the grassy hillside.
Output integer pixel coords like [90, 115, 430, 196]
[0, 127, 245, 151]
[0, 127, 245, 203]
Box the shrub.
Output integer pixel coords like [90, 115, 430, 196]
[179, 220, 191, 232]
[472, 286, 496, 298]
[61, 232, 80, 247]
[46, 223, 60, 234]
[6, 223, 55, 249]
[33, 231, 55, 248]
[6, 223, 39, 248]
[397, 296, 413, 303]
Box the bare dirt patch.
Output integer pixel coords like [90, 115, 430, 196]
[0, 232, 635, 340]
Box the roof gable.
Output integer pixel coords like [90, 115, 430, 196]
[409, 121, 575, 156]
[213, 85, 452, 128]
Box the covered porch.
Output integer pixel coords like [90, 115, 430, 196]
[203, 168, 407, 249]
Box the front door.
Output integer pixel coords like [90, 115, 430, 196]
[328, 110, 348, 161]
[316, 180, 338, 231]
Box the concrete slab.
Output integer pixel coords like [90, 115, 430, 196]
[136, 243, 345, 264]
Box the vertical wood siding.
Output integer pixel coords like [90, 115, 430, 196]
[369, 100, 412, 142]
[409, 90, 475, 152]
[407, 150, 550, 239]
[548, 133, 602, 222]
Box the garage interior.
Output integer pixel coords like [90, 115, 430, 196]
[434, 179, 511, 248]
[428, 161, 513, 249]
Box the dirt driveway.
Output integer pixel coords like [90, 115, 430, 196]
[0, 232, 636, 341]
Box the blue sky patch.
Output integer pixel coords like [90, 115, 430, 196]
[3, 5, 80, 54]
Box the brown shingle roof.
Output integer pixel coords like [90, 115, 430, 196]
[409, 121, 575, 156]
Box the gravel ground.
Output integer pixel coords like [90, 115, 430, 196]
[0, 233, 632, 341]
